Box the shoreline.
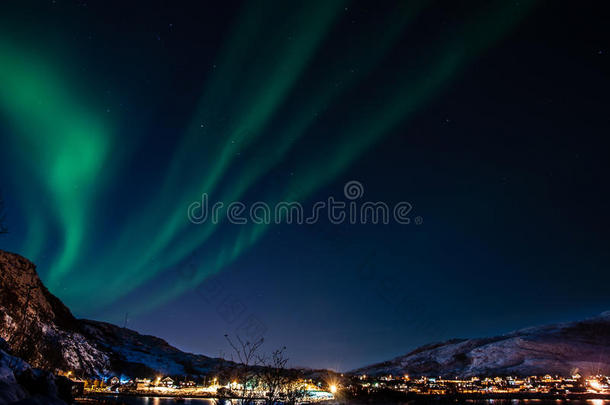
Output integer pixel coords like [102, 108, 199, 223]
[78, 391, 610, 402]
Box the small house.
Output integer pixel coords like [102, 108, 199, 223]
[161, 376, 175, 387]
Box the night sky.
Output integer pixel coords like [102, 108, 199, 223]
[0, 0, 609, 371]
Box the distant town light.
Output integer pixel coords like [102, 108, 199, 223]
[588, 379, 603, 391]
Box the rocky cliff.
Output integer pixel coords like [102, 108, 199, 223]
[0, 250, 109, 376]
[0, 250, 219, 378]
[0, 339, 75, 405]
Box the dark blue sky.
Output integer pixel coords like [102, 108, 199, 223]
[0, 0, 609, 371]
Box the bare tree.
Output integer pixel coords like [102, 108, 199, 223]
[258, 347, 308, 405]
[258, 347, 289, 405]
[284, 372, 308, 405]
[221, 336, 308, 405]
[0, 191, 7, 234]
[224, 334, 264, 405]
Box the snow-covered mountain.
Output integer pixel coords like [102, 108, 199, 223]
[80, 320, 223, 376]
[0, 250, 220, 378]
[353, 313, 610, 377]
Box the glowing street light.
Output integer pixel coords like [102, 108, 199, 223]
[330, 384, 337, 394]
[588, 379, 603, 392]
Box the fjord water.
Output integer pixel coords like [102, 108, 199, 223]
[90, 398, 610, 405]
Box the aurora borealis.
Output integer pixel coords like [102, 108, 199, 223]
[1, 1, 610, 370]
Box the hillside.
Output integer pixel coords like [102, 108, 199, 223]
[3, 248, 609, 380]
[353, 313, 610, 377]
[0, 250, 109, 375]
[0, 249, 220, 378]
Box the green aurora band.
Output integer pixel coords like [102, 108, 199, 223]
[0, 0, 537, 315]
[93, 0, 426, 304]
[107, 0, 538, 314]
[0, 41, 114, 291]
[72, 0, 347, 303]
